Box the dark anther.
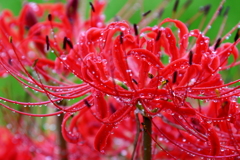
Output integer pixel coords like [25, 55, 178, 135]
[66, 0, 79, 23]
[63, 37, 73, 49]
[33, 59, 39, 67]
[148, 73, 154, 79]
[132, 79, 138, 85]
[46, 35, 50, 51]
[133, 24, 138, 36]
[89, 2, 95, 12]
[234, 28, 240, 42]
[155, 30, 161, 41]
[223, 6, 230, 17]
[201, 4, 211, 15]
[48, 14, 52, 21]
[142, 10, 151, 17]
[173, 0, 179, 12]
[84, 99, 91, 108]
[120, 32, 124, 44]
[189, 51, 193, 65]
[218, 6, 223, 16]
[109, 103, 116, 113]
[172, 71, 178, 84]
[63, 37, 67, 49]
[8, 58, 12, 65]
[157, 8, 164, 19]
[25, 9, 37, 29]
[141, 122, 147, 130]
[114, 16, 121, 22]
[9, 36, 13, 43]
[214, 38, 221, 51]
[183, 0, 193, 9]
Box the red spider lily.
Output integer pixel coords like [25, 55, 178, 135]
[0, 0, 106, 79]
[0, 0, 239, 159]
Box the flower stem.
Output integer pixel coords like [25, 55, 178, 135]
[143, 116, 152, 160]
[56, 101, 68, 160]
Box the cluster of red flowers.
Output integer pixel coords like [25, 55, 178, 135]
[0, 0, 239, 159]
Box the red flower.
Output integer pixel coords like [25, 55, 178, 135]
[0, 0, 239, 159]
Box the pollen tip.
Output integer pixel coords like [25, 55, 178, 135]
[33, 59, 39, 67]
[48, 14, 52, 21]
[132, 79, 138, 85]
[217, 6, 224, 16]
[84, 99, 91, 108]
[63, 37, 73, 49]
[234, 28, 240, 42]
[120, 32, 124, 44]
[133, 24, 138, 36]
[172, 71, 178, 84]
[142, 10, 151, 17]
[201, 4, 211, 16]
[223, 6, 230, 17]
[63, 37, 67, 49]
[114, 16, 121, 22]
[184, 0, 193, 9]
[157, 8, 164, 19]
[9, 36, 13, 43]
[173, 0, 180, 12]
[46, 35, 50, 51]
[189, 51, 193, 65]
[148, 73, 154, 79]
[214, 38, 221, 50]
[89, 2, 95, 12]
[155, 30, 161, 41]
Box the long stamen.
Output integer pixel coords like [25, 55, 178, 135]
[203, 0, 226, 35]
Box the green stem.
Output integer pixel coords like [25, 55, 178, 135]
[143, 116, 152, 160]
[56, 101, 68, 160]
